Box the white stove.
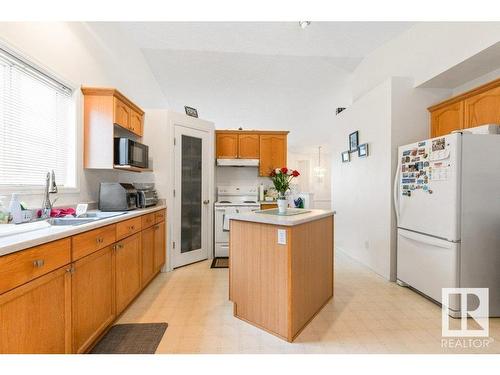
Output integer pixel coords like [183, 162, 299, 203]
[214, 185, 260, 207]
[214, 185, 260, 257]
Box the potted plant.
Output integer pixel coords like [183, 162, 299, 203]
[270, 167, 300, 213]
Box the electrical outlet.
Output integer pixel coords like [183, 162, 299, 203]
[277, 229, 287, 245]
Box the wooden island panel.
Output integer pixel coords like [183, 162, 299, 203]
[229, 215, 334, 342]
[229, 221, 289, 338]
[290, 216, 333, 337]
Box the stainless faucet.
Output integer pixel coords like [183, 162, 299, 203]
[40, 170, 58, 219]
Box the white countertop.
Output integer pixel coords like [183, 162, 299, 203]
[0, 204, 166, 257]
[228, 209, 334, 226]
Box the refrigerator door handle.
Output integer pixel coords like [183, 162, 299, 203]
[399, 230, 454, 249]
[393, 157, 401, 225]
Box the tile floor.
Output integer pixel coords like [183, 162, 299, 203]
[117, 251, 500, 354]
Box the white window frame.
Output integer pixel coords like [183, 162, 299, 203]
[0, 41, 80, 196]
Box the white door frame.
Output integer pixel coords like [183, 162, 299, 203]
[168, 112, 214, 270]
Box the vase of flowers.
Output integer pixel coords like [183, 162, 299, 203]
[270, 167, 300, 214]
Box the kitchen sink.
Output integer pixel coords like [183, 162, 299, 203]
[80, 211, 127, 219]
[47, 217, 100, 226]
[47, 211, 127, 226]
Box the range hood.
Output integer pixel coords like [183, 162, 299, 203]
[216, 158, 259, 167]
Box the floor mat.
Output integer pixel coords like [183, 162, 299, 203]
[90, 323, 167, 354]
[211, 257, 228, 268]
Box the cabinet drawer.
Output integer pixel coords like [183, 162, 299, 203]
[0, 238, 71, 295]
[72, 224, 116, 261]
[154, 209, 166, 224]
[116, 217, 142, 240]
[141, 213, 156, 229]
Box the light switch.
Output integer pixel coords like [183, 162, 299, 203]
[277, 229, 287, 245]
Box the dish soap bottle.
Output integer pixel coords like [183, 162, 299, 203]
[0, 196, 9, 224]
[8, 193, 23, 224]
[259, 183, 265, 202]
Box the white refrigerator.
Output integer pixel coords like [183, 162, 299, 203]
[394, 132, 500, 317]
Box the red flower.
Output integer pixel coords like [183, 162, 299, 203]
[291, 170, 300, 177]
[280, 167, 288, 174]
[270, 170, 276, 177]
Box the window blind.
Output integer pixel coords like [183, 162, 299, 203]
[0, 47, 75, 187]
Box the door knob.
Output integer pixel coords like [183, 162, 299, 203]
[203, 200, 210, 205]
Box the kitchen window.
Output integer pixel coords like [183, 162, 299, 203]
[0, 46, 76, 189]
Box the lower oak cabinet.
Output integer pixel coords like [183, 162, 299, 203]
[154, 223, 166, 272]
[141, 225, 156, 286]
[71, 246, 115, 354]
[0, 266, 72, 354]
[0, 208, 167, 353]
[115, 232, 142, 315]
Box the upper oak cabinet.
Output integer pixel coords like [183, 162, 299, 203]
[81, 87, 147, 172]
[429, 101, 464, 138]
[464, 85, 500, 128]
[215, 130, 288, 176]
[238, 134, 260, 159]
[429, 78, 500, 137]
[216, 133, 238, 158]
[259, 134, 287, 177]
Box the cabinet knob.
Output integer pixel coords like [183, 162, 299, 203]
[203, 200, 210, 205]
[33, 259, 45, 268]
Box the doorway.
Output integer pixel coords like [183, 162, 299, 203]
[172, 124, 212, 268]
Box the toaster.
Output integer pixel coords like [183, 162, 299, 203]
[99, 183, 138, 211]
[134, 183, 159, 208]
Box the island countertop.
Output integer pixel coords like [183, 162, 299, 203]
[228, 208, 334, 226]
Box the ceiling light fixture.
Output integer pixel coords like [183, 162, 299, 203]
[299, 21, 311, 29]
[313, 146, 326, 181]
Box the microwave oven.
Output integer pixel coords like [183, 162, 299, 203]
[114, 138, 149, 169]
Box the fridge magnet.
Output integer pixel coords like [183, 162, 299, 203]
[184, 106, 199, 118]
[349, 131, 359, 152]
[432, 138, 445, 151]
[341, 151, 350, 163]
[358, 143, 369, 157]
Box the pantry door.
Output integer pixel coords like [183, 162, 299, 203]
[172, 125, 211, 268]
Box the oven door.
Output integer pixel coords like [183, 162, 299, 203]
[129, 140, 149, 168]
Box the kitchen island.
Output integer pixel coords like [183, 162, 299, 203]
[228, 209, 334, 342]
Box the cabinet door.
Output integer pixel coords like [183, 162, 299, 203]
[141, 226, 155, 286]
[72, 246, 115, 354]
[0, 267, 71, 354]
[259, 134, 287, 176]
[115, 233, 142, 315]
[153, 223, 166, 272]
[113, 97, 131, 131]
[130, 109, 144, 136]
[238, 134, 260, 159]
[216, 133, 238, 158]
[464, 85, 500, 128]
[430, 101, 464, 137]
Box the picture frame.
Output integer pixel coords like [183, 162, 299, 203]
[184, 106, 198, 118]
[341, 151, 350, 163]
[358, 143, 369, 158]
[349, 131, 359, 152]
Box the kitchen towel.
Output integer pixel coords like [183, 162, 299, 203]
[223, 207, 237, 231]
